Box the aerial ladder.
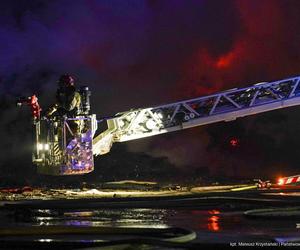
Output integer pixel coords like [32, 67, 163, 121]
[18, 76, 300, 175]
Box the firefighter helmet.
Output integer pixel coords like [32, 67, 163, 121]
[58, 74, 75, 87]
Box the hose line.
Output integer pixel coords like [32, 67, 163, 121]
[0, 226, 196, 249]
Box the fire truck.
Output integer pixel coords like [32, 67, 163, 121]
[18, 76, 300, 175]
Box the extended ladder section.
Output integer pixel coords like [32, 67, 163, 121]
[93, 76, 300, 156]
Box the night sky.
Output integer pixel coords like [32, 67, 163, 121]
[1, 0, 300, 186]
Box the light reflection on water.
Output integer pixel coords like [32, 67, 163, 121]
[30, 208, 225, 232]
[207, 215, 220, 232]
[208, 210, 221, 232]
[33, 208, 169, 229]
[6, 207, 300, 237]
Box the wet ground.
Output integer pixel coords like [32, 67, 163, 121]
[1, 183, 300, 249]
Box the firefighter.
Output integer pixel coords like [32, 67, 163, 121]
[46, 74, 82, 135]
[57, 74, 81, 116]
[46, 74, 81, 117]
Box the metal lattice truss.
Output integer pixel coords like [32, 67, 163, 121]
[93, 76, 300, 155]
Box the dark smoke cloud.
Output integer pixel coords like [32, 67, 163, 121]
[1, 0, 300, 183]
[130, 0, 300, 178]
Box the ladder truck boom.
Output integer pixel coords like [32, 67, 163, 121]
[17, 75, 300, 175]
[93, 76, 300, 156]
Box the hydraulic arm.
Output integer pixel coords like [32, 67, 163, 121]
[93, 76, 300, 155]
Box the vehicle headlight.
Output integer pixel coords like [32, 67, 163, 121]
[37, 143, 43, 150]
[37, 143, 50, 151]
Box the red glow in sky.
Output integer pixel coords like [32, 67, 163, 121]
[177, 0, 300, 100]
[216, 51, 235, 69]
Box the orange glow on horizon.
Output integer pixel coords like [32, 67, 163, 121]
[278, 177, 284, 185]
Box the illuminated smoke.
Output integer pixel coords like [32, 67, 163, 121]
[132, 0, 300, 177]
[1, 0, 300, 182]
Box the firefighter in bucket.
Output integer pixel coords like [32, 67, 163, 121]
[46, 74, 82, 137]
[45, 74, 93, 173]
[17, 74, 94, 174]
